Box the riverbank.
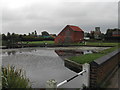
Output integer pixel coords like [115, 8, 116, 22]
[2, 41, 119, 49]
[1, 44, 114, 49]
[63, 47, 120, 88]
[68, 46, 119, 64]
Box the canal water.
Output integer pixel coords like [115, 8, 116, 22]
[1, 47, 110, 88]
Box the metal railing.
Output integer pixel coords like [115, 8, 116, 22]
[46, 63, 90, 89]
[57, 69, 86, 88]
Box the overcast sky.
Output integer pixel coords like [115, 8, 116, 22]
[1, 0, 119, 35]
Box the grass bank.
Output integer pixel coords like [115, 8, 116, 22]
[22, 41, 54, 45]
[70, 42, 119, 46]
[23, 41, 119, 46]
[4, 41, 119, 49]
[69, 46, 119, 64]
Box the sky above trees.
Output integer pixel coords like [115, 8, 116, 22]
[1, 0, 119, 35]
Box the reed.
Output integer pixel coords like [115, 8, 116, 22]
[2, 65, 32, 89]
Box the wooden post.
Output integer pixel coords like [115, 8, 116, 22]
[46, 79, 57, 90]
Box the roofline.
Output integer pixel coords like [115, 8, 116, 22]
[57, 25, 83, 36]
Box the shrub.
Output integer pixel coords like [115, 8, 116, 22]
[2, 65, 32, 89]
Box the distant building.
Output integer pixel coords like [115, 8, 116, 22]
[112, 30, 120, 37]
[106, 28, 120, 37]
[105, 28, 120, 41]
[54, 25, 84, 44]
[94, 27, 101, 39]
[90, 27, 102, 39]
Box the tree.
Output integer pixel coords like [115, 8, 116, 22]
[2, 34, 7, 41]
[90, 31, 95, 39]
[11, 33, 20, 43]
[31, 32, 34, 36]
[7, 32, 11, 40]
[28, 33, 31, 36]
[34, 30, 37, 37]
[41, 31, 50, 36]
[23, 34, 27, 36]
[106, 29, 112, 37]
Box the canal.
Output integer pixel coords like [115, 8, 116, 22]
[1, 47, 110, 88]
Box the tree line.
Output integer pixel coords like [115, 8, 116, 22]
[2, 31, 55, 46]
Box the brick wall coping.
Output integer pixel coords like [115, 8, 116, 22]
[93, 48, 120, 65]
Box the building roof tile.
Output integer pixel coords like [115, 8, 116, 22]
[68, 25, 83, 32]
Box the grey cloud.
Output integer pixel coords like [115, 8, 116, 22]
[118, 1, 120, 28]
[2, 2, 118, 34]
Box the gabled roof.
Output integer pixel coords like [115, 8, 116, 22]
[68, 25, 83, 32]
[57, 25, 84, 36]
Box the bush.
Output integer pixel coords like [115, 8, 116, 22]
[2, 66, 32, 89]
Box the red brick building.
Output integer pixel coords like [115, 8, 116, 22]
[55, 25, 84, 44]
[112, 30, 120, 37]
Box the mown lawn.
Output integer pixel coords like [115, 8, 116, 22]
[85, 42, 119, 46]
[71, 42, 119, 46]
[22, 41, 54, 45]
[22, 41, 119, 46]
[69, 46, 120, 64]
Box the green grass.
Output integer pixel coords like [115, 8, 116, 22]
[2, 66, 31, 89]
[69, 53, 104, 64]
[99, 46, 119, 54]
[69, 46, 119, 64]
[17, 41, 120, 48]
[23, 41, 54, 45]
[85, 42, 119, 46]
[71, 42, 119, 46]
[22, 41, 119, 46]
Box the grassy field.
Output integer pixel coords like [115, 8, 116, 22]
[22, 41, 54, 45]
[84, 42, 119, 46]
[22, 41, 120, 46]
[69, 46, 119, 64]
[71, 42, 119, 46]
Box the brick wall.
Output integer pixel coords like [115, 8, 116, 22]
[89, 49, 120, 88]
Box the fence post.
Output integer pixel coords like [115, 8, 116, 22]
[82, 63, 90, 87]
[46, 79, 57, 90]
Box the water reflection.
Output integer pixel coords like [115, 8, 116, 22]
[7, 51, 16, 55]
[55, 49, 93, 59]
[2, 49, 37, 56]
